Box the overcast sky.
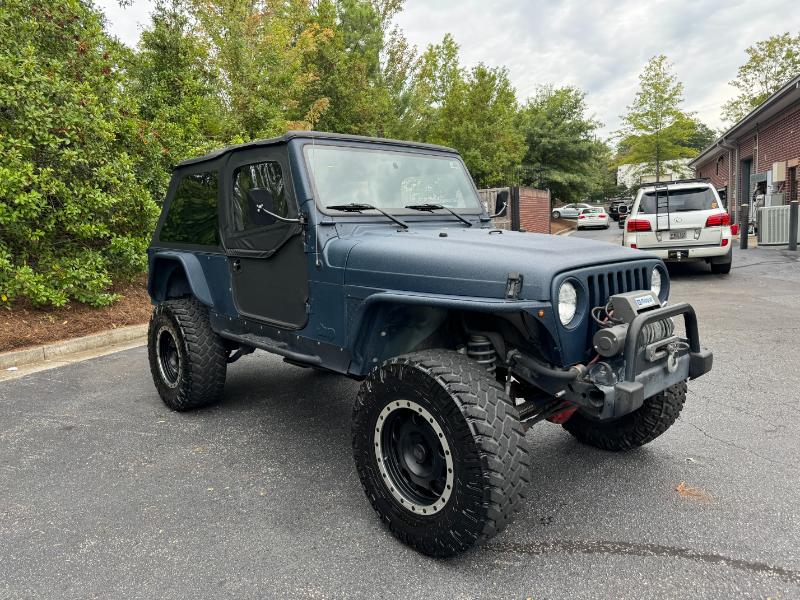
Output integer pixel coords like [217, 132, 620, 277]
[98, 0, 800, 138]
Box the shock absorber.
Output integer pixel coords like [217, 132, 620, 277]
[467, 335, 496, 374]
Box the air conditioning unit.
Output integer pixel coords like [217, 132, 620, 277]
[765, 193, 785, 207]
[759, 205, 800, 245]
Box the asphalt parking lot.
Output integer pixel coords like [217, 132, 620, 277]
[2, 231, 800, 599]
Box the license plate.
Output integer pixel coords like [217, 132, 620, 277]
[668, 250, 690, 260]
[669, 230, 687, 240]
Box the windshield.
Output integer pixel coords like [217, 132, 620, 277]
[582, 208, 603, 214]
[639, 187, 719, 213]
[304, 145, 481, 212]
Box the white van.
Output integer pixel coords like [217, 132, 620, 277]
[622, 179, 732, 274]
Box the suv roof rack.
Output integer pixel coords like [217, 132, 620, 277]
[638, 178, 711, 189]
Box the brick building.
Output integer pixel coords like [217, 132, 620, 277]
[478, 187, 551, 234]
[689, 75, 800, 224]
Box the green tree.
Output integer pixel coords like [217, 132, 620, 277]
[0, 0, 159, 307]
[405, 35, 525, 187]
[722, 32, 800, 124]
[617, 55, 699, 182]
[518, 85, 607, 203]
[127, 0, 225, 203]
[186, 0, 327, 139]
[297, 0, 398, 136]
[685, 119, 717, 152]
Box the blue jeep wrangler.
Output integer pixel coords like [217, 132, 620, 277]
[147, 132, 712, 557]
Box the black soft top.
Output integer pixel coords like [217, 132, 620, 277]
[175, 131, 458, 169]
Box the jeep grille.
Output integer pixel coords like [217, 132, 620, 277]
[586, 265, 650, 309]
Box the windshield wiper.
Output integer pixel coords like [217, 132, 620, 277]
[404, 203, 472, 227]
[326, 203, 408, 229]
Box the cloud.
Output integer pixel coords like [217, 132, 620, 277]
[96, 0, 155, 47]
[98, 0, 800, 138]
[394, 0, 800, 137]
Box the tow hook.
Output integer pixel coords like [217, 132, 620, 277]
[665, 341, 689, 374]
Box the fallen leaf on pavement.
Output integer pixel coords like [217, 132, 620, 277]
[676, 481, 713, 502]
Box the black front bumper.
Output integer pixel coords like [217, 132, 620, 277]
[613, 302, 712, 416]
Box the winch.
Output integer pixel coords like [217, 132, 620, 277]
[592, 291, 678, 361]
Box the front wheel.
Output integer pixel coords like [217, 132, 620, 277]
[562, 381, 687, 451]
[552, 211, 561, 219]
[147, 297, 227, 411]
[352, 350, 530, 557]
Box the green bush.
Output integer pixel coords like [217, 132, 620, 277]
[0, 0, 159, 307]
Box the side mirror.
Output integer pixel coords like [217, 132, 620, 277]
[491, 190, 508, 218]
[247, 188, 302, 225]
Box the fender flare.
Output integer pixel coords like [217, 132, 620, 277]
[346, 291, 551, 376]
[148, 251, 214, 307]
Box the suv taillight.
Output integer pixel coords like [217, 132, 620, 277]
[626, 218, 652, 232]
[705, 213, 730, 227]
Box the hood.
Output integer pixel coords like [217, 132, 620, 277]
[330, 226, 653, 301]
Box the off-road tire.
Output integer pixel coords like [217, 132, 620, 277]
[147, 297, 227, 411]
[711, 261, 731, 274]
[352, 350, 531, 557]
[562, 380, 687, 451]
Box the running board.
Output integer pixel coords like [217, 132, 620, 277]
[218, 330, 323, 366]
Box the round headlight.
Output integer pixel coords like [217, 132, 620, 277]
[558, 281, 578, 325]
[651, 268, 662, 298]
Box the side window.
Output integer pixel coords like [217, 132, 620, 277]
[160, 171, 219, 246]
[232, 161, 290, 231]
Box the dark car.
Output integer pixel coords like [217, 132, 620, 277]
[608, 197, 633, 221]
[146, 132, 713, 557]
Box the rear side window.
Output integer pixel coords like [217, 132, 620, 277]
[639, 188, 718, 214]
[160, 171, 219, 245]
[232, 161, 290, 231]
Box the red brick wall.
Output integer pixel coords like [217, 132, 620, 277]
[517, 187, 551, 234]
[696, 152, 729, 189]
[755, 105, 800, 172]
[693, 102, 800, 223]
[739, 135, 755, 161]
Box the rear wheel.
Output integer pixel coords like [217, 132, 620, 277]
[352, 350, 530, 557]
[711, 260, 731, 274]
[562, 381, 687, 451]
[147, 297, 227, 411]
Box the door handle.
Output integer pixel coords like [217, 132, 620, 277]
[232, 258, 241, 272]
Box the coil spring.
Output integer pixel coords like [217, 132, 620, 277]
[639, 318, 675, 346]
[467, 335, 496, 374]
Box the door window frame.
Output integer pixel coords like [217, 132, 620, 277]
[220, 146, 301, 256]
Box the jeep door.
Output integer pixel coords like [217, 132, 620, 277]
[221, 147, 309, 328]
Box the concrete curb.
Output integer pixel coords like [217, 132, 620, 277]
[0, 324, 147, 370]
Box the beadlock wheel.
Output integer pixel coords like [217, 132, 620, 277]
[374, 399, 454, 515]
[352, 350, 531, 557]
[147, 298, 227, 411]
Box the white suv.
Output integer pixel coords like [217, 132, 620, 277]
[622, 180, 732, 274]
